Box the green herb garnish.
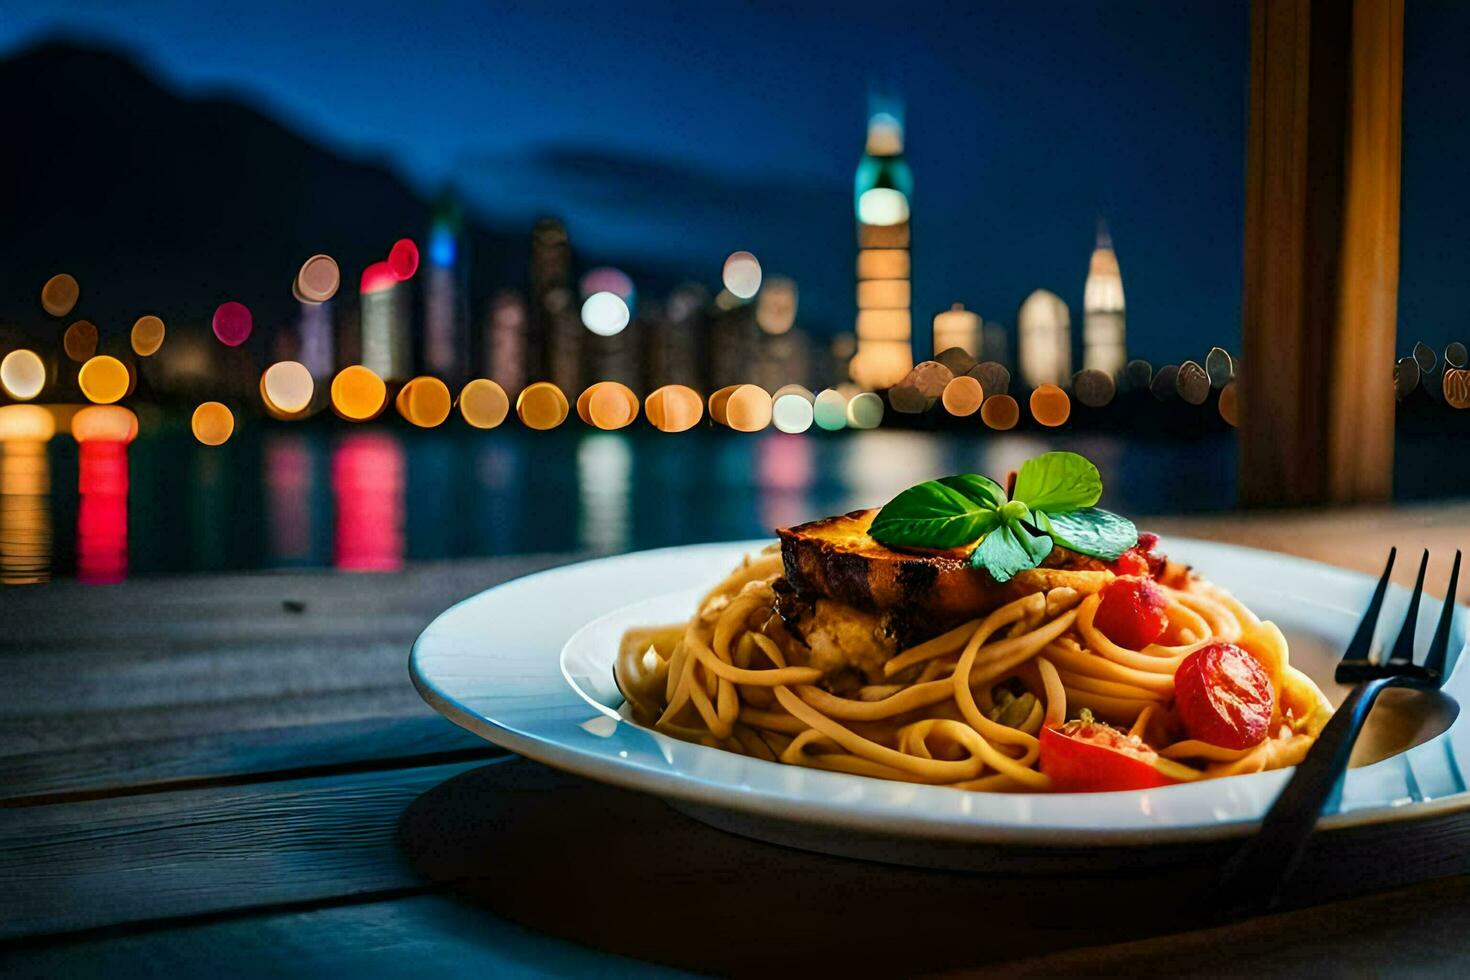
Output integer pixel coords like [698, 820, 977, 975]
[868, 451, 1137, 582]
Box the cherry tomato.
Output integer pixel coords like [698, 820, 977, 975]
[1108, 531, 1167, 579]
[1173, 641, 1274, 749]
[1093, 576, 1169, 649]
[1040, 715, 1180, 792]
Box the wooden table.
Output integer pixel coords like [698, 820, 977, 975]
[3, 504, 1469, 976]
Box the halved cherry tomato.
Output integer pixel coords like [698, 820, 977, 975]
[1173, 641, 1274, 749]
[1040, 714, 1180, 792]
[1093, 576, 1169, 649]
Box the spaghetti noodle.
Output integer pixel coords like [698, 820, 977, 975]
[615, 546, 1333, 793]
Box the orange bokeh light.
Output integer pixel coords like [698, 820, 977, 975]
[981, 394, 1020, 430]
[1029, 384, 1070, 427]
[458, 379, 510, 429]
[78, 355, 130, 405]
[645, 385, 703, 433]
[63, 320, 99, 362]
[395, 376, 452, 428]
[131, 315, 166, 357]
[71, 405, 139, 444]
[516, 382, 569, 430]
[330, 365, 388, 421]
[191, 402, 235, 446]
[41, 274, 80, 317]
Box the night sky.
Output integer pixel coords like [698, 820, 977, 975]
[3, 1, 1465, 363]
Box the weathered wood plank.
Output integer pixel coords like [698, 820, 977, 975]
[0, 555, 573, 760]
[0, 715, 500, 807]
[0, 894, 681, 979]
[0, 757, 507, 939]
[0, 684, 435, 758]
[0, 555, 571, 653]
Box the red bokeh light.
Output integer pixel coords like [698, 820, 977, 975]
[388, 239, 420, 280]
[212, 301, 253, 347]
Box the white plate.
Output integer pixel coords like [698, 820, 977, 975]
[411, 538, 1470, 861]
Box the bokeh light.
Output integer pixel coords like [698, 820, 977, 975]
[708, 384, 771, 432]
[0, 404, 56, 442]
[261, 360, 315, 416]
[857, 187, 910, 226]
[330, 365, 387, 421]
[0, 350, 46, 401]
[296, 254, 341, 303]
[388, 239, 420, 280]
[41, 274, 80, 317]
[213, 301, 253, 347]
[191, 402, 235, 446]
[577, 382, 639, 430]
[516, 382, 570, 430]
[981, 394, 1020, 430]
[71, 405, 139, 444]
[458, 379, 509, 429]
[580, 291, 630, 337]
[846, 391, 885, 430]
[772, 392, 815, 433]
[722, 251, 762, 299]
[131, 315, 166, 357]
[63, 320, 99, 362]
[1029, 384, 1071, 427]
[941, 376, 984, 416]
[813, 389, 849, 430]
[1219, 381, 1240, 426]
[395, 376, 452, 427]
[644, 384, 703, 432]
[78, 355, 130, 404]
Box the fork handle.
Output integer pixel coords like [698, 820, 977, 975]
[1217, 676, 1393, 915]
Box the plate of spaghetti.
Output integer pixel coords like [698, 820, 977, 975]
[412, 453, 1470, 863]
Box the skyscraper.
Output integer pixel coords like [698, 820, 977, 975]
[423, 197, 469, 386]
[1017, 289, 1071, 388]
[530, 218, 580, 393]
[360, 262, 409, 382]
[1083, 219, 1127, 376]
[851, 94, 913, 389]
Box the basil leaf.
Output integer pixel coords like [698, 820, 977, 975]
[1012, 451, 1102, 514]
[970, 518, 1054, 582]
[938, 473, 1008, 509]
[870, 480, 1001, 549]
[1038, 507, 1138, 561]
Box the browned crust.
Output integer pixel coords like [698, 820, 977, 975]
[777, 508, 1111, 619]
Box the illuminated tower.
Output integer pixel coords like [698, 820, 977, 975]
[424, 197, 469, 386]
[360, 262, 409, 382]
[1017, 289, 1071, 388]
[1083, 219, 1126, 376]
[851, 95, 913, 388]
[932, 303, 981, 357]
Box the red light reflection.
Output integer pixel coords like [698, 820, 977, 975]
[332, 433, 404, 572]
[78, 440, 128, 583]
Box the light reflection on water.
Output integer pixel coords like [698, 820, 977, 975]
[0, 423, 1239, 584]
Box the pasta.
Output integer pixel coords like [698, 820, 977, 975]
[615, 546, 1334, 793]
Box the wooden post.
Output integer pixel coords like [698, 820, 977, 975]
[1239, 0, 1402, 507]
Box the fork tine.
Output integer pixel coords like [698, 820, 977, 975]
[1386, 550, 1431, 667]
[1424, 550, 1461, 682]
[1341, 548, 1396, 671]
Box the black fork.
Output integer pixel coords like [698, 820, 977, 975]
[1218, 548, 1462, 915]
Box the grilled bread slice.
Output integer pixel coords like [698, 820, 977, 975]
[778, 508, 1111, 619]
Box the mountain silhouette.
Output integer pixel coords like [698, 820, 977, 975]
[0, 40, 535, 366]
